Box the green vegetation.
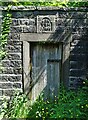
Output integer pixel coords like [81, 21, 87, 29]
[0, 80, 87, 119]
[0, 9, 12, 118]
[0, 7, 12, 71]
[16, 1, 88, 7]
[0, 0, 88, 119]
[0, 14, 12, 59]
[0, 1, 88, 7]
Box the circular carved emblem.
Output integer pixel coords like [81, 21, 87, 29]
[41, 17, 52, 32]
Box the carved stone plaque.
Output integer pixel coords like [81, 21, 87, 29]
[37, 15, 56, 33]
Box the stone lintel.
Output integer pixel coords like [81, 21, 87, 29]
[20, 33, 52, 42]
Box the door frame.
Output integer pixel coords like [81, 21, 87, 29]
[22, 41, 62, 98]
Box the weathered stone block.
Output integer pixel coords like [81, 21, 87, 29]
[12, 18, 36, 26]
[0, 75, 22, 82]
[5, 45, 21, 53]
[69, 76, 85, 88]
[72, 26, 87, 33]
[12, 11, 33, 18]
[72, 19, 87, 28]
[29, 18, 35, 25]
[8, 33, 20, 40]
[1, 67, 13, 74]
[10, 26, 23, 33]
[56, 18, 73, 28]
[1, 67, 22, 74]
[2, 60, 10, 67]
[13, 68, 22, 74]
[13, 83, 22, 88]
[69, 77, 78, 82]
[70, 40, 86, 47]
[72, 34, 83, 40]
[70, 46, 86, 54]
[70, 54, 86, 61]
[0, 75, 2, 81]
[7, 41, 22, 45]
[58, 12, 87, 19]
[8, 75, 22, 82]
[7, 53, 21, 60]
[1, 60, 22, 68]
[55, 18, 65, 26]
[12, 12, 23, 18]
[0, 70, 2, 74]
[12, 19, 19, 26]
[70, 69, 85, 77]
[72, 35, 88, 43]
[0, 90, 2, 96]
[22, 11, 34, 17]
[70, 61, 78, 69]
[2, 90, 14, 96]
[19, 19, 29, 25]
[72, 30, 87, 34]
[10, 60, 22, 67]
[87, 12, 88, 18]
[0, 75, 7, 82]
[0, 83, 13, 89]
[0, 18, 2, 26]
[23, 26, 36, 33]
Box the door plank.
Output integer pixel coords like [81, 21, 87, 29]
[47, 60, 60, 101]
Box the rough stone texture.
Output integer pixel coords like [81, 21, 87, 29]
[0, 90, 2, 96]
[8, 33, 20, 40]
[13, 83, 22, 89]
[0, 75, 22, 82]
[2, 90, 15, 96]
[0, 67, 22, 74]
[10, 26, 23, 33]
[0, 8, 23, 98]
[0, 6, 88, 98]
[0, 83, 13, 89]
[5, 46, 21, 53]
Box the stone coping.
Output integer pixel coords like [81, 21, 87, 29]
[0, 6, 88, 11]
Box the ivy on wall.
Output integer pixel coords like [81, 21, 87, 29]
[0, 7, 12, 70]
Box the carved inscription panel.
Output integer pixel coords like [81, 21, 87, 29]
[37, 15, 56, 33]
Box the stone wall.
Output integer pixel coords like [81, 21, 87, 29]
[0, 6, 88, 98]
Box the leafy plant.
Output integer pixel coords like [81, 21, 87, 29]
[27, 85, 88, 119]
[0, 6, 12, 119]
[0, 7, 12, 71]
[50, 88, 88, 118]
[1, 83, 87, 119]
[4, 92, 31, 118]
[0, 1, 88, 7]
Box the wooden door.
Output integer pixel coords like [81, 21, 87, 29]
[30, 43, 61, 101]
[46, 59, 60, 100]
